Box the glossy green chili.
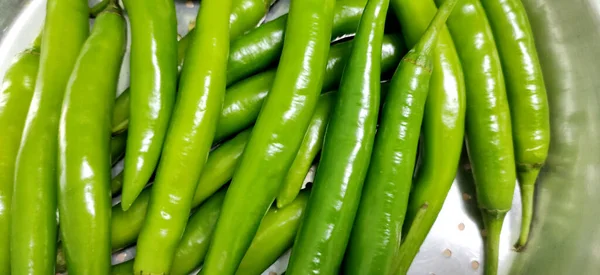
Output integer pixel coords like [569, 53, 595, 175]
[389, 0, 466, 272]
[202, 0, 336, 273]
[345, 1, 456, 273]
[120, 0, 178, 211]
[0, 32, 40, 274]
[286, 0, 386, 273]
[111, 0, 372, 136]
[230, 0, 274, 39]
[113, 129, 250, 253]
[111, 0, 273, 136]
[235, 190, 310, 275]
[216, 35, 404, 142]
[437, 0, 517, 273]
[133, 0, 232, 272]
[226, 0, 368, 86]
[10, 0, 89, 273]
[57, 4, 126, 274]
[276, 92, 335, 208]
[480, 0, 550, 250]
[170, 189, 228, 275]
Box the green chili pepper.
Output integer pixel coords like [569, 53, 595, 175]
[120, 0, 178, 211]
[133, 1, 232, 272]
[235, 190, 310, 275]
[345, 1, 457, 273]
[389, 0, 466, 272]
[57, 3, 127, 274]
[170, 189, 228, 275]
[56, 129, 252, 272]
[10, 0, 89, 273]
[116, 129, 250, 252]
[202, 0, 336, 273]
[433, 0, 517, 274]
[0, 32, 41, 274]
[56, 129, 252, 273]
[229, 0, 275, 39]
[226, 0, 368, 86]
[111, 0, 270, 137]
[276, 92, 335, 208]
[111, 0, 273, 136]
[216, 35, 404, 143]
[286, 0, 387, 273]
[480, 0, 550, 250]
[111, 0, 373, 136]
[111, 87, 130, 135]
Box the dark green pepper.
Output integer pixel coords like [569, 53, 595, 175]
[216, 35, 404, 143]
[480, 0, 551, 250]
[286, 0, 387, 272]
[389, 0, 466, 272]
[276, 92, 336, 208]
[345, 1, 456, 273]
[437, 0, 518, 274]
[202, 0, 336, 272]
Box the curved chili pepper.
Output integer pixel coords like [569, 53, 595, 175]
[133, 0, 232, 272]
[216, 35, 404, 142]
[235, 190, 310, 275]
[230, 0, 275, 39]
[202, 0, 336, 272]
[170, 189, 228, 275]
[0, 31, 41, 274]
[57, 3, 126, 274]
[389, 0, 466, 272]
[286, 0, 387, 273]
[275, 92, 335, 208]
[346, 1, 457, 273]
[10, 0, 89, 273]
[435, 0, 517, 273]
[120, 0, 178, 211]
[480, 0, 550, 251]
[226, 0, 368, 86]
[56, 128, 252, 273]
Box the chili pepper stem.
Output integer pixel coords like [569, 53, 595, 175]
[515, 169, 539, 250]
[412, 0, 458, 55]
[394, 203, 430, 274]
[482, 211, 506, 275]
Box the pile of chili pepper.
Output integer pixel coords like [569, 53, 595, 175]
[0, 0, 550, 274]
